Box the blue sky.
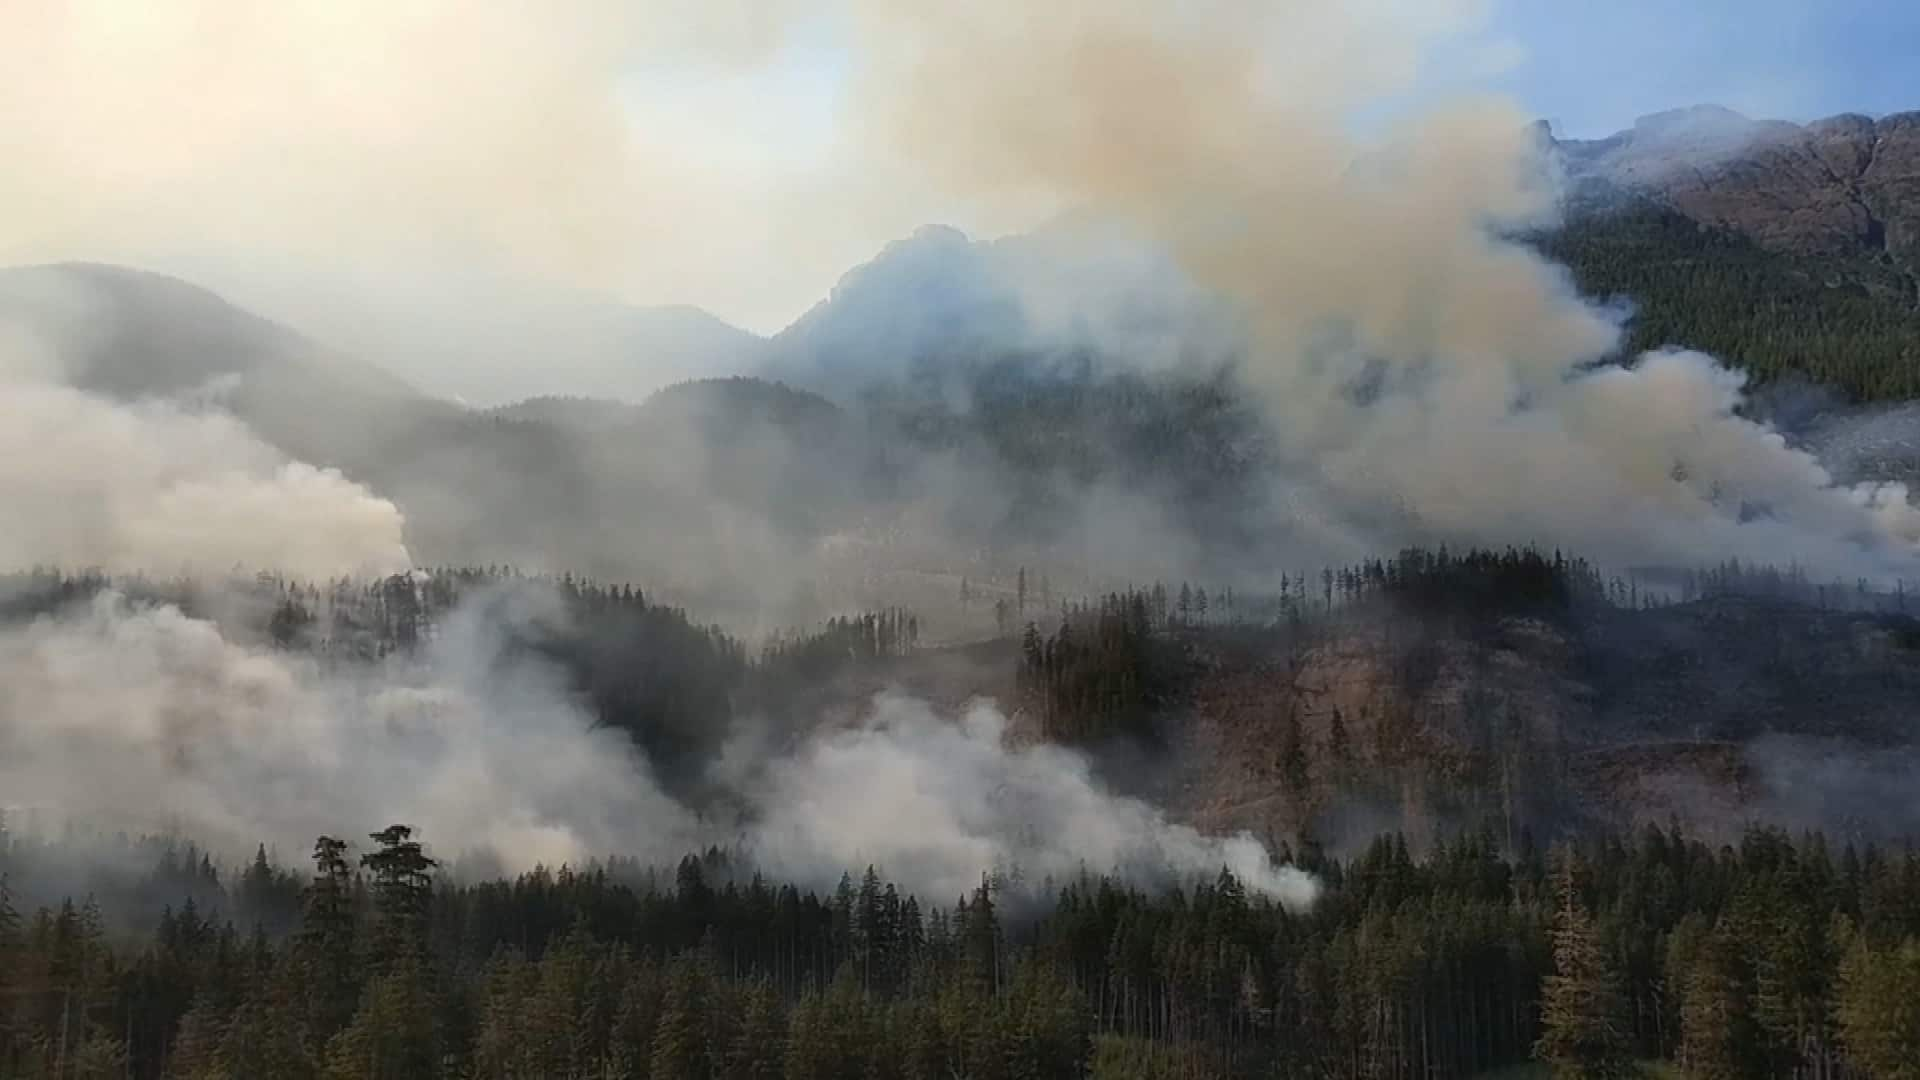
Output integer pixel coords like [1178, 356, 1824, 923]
[597, 1, 1920, 329]
[1489, 0, 1920, 136]
[626, 2, 1920, 178]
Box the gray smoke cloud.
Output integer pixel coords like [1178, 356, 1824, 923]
[0, 383, 410, 579]
[3, 2, 1915, 584]
[0, 586, 692, 871]
[1622, 735, 1920, 847]
[0, 269, 1318, 901]
[839, 0, 1920, 580]
[0, 300, 410, 579]
[742, 694, 1319, 906]
[0, 586, 1316, 906]
[3, 1, 1916, 913]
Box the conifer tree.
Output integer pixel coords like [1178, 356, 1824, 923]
[0, 875, 18, 1071]
[1836, 937, 1920, 1080]
[168, 997, 227, 1079]
[1678, 928, 1764, 1080]
[782, 989, 834, 1080]
[649, 956, 711, 1079]
[219, 953, 316, 1080]
[606, 961, 665, 1077]
[298, 836, 361, 1049]
[1536, 855, 1635, 1080]
[1278, 705, 1312, 814]
[324, 962, 441, 1080]
[725, 976, 785, 1080]
[361, 825, 436, 970]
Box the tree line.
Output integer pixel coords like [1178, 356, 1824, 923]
[4, 822, 1918, 1078]
[1014, 547, 1609, 746]
[0, 567, 924, 787]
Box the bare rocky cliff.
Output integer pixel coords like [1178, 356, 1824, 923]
[1555, 105, 1920, 282]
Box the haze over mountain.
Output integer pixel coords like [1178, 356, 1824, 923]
[5, 101, 1920, 615]
[22, 100, 1913, 418]
[0, 262, 427, 410]
[761, 218, 1239, 395]
[310, 288, 772, 407]
[4, 0, 1920, 1071]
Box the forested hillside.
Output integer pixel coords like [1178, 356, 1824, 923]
[1535, 106, 1920, 404]
[5, 818, 1918, 1079]
[6, 546, 1920, 1076]
[1537, 202, 1920, 401]
[10, 546, 1917, 851]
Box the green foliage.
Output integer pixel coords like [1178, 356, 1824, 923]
[1536, 203, 1920, 402]
[1836, 936, 1920, 1080]
[1091, 1035, 1232, 1079]
[322, 958, 439, 1080]
[1017, 589, 1160, 741]
[360, 825, 436, 970]
[1675, 927, 1766, 1080]
[297, 836, 360, 1050]
[5, 815, 1920, 1077]
[1534, 858, 1635, 1080]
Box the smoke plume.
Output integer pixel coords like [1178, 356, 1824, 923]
[0, 586, 695, 871]
[0, 586, 1315, 906]
[3, 2, 1916, 580]
[5, 1, 1918, 913]
[742, 694, 1319, 906]
[0, 309, 408, 579]
[826, 0, 1920, 579]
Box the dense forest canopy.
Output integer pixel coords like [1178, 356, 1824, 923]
[6, 545, 1920, 1076]
[1535, 200, 1920, 403]
[5, 818, 1919, 1079]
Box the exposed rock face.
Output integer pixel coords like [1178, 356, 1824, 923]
[1555, 105, 1920, 270]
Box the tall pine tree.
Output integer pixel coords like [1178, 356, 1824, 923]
[1536, 854, 1635, 1080]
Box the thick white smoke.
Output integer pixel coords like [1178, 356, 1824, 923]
[842, 0, 1920, 580]
[0, 382, 409, 579]
[0, 587, 1316, 904]
[3, 1, 1915, 580]
[0, 245, 1310, 902]
[0, 588, 696, 872]
[4, 1, 1915, 912]
[0, 295, 409, 579]
[1315, 349, 1920, 574]
[742, 695, 1318, 907]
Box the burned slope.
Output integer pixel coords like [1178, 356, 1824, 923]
[1584, 595, 1920, 744]
[1152, 603, 1587, 851]
[1126, 567, 1920, 850]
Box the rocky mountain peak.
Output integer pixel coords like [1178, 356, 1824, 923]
[1555, 105, 1920, 274]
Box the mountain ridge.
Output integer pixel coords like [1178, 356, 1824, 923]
[4, 101, 1920, 599]
[10, 101, 1918, 417]
[1550, 104, 1920, 286]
